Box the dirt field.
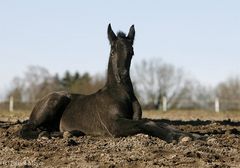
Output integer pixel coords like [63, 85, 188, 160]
[0, 110, 240, 168]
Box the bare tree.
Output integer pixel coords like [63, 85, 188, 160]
[22, 66, 55, 101]
[7, 66, 61, 102]
[7, 77, 24, 102]
[175, 80, 214, 109]
[132, 58, 188, 109]
[216, 76, 240, 110]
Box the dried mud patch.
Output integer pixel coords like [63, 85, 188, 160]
[0, 119, 240, 168]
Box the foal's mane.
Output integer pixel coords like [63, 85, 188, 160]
[117, 31, 126, 38]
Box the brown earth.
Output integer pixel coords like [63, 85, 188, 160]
[0, 111, 240, 168]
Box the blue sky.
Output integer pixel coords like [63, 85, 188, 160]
[0, 0, 240, 99]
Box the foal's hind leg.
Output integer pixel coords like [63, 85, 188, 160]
[20, 91, 71, 139]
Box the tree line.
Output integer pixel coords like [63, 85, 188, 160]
[7, 59, 240, 111]
[7, 66, 105, 103]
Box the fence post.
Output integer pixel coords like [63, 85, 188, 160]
[215, 97, 219, 112]
[9, 96, 14, 112]
[162, 96, 167, 112]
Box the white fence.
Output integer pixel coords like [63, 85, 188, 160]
[0, 98, 35, 112]
[0, 96, 240, 112]
[9, 96, 14, 112]
[158, 96, 240, 112]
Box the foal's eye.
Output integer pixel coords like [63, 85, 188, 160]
[110, 47, 115, 55]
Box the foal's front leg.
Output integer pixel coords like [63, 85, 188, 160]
[113, 118, 201, 143]
[132, 99, 142, 120]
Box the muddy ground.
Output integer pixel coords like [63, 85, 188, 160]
[0, 111, 240, 168]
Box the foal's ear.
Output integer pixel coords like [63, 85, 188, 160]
[127, 25, 135, 44]
[108, 24, 117, 45]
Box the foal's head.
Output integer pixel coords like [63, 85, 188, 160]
[107, 24, 135, 83]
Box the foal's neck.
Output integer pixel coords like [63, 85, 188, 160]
[106, 57, 134, 91]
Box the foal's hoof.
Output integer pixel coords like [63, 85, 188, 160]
[63, 131, 73, 139]
[38, 131, 50, 139]
[19, 123, 39, 139]
[184, 133, 208, 142]
[169, 132, 205, 143]
[180, 136, 192, 143]
[63, 130, 85, 139]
